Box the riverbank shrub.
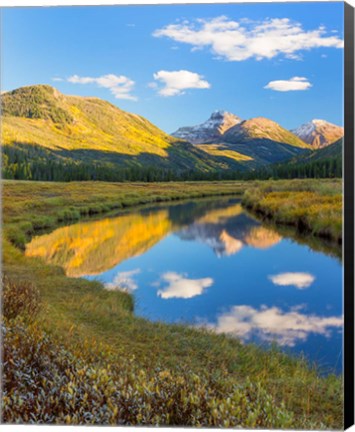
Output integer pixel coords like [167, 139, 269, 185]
[3, 317, 296, 427]
[3, 275, 40, 321]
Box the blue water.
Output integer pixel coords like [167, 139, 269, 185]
[80, 198, 342, 373]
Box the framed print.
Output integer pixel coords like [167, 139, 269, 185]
[1, 0, 354, 429]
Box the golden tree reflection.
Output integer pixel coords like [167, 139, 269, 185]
[26, 210, 172, 276]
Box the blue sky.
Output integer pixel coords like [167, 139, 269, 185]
[2, 2, 344, 133]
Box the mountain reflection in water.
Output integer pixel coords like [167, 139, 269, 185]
[25, 197, 343, 373]
[26, 198, 280, 276]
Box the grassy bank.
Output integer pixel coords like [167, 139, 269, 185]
[242, 179, 342, 244]
[3, 180, 248, 250]
[2, 179, 343, 428]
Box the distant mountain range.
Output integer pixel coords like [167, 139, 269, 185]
[1, 85, 343, 179]
[173, 111, 343, 170]
[173, 111, 342, 150]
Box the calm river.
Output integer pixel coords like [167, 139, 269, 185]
[26, 197, 343, 373]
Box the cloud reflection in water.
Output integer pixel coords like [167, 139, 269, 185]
[155, 272, 214, 299]
[105, 269, 141, 292]
[269, 272, 315, 289]
[207, 304, 343, 346]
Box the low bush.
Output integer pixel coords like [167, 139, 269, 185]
[57, 209, 81, 222]
[2, 320, 295, 427]
[2, 276, 41, 321]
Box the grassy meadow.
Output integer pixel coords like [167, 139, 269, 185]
[2, 179, 343, 427]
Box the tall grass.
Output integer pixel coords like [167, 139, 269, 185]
[242, 179, 342, 243]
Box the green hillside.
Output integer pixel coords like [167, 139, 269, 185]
[257, 138, 343, 180]
[284, 138, 342, 167]
[302, 138, 342, 162]
[2, 85, 248, 177]
[2, 85, 177, 156]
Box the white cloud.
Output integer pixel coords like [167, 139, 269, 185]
[147, 82, 158, 89]
[52, 77, 64, 82]
[153, 16, 343, 62]
[269, 272, 315, 289]
[264, 77, 312, 92]
[67, 73, 137, 101]
[156, 272, 213, 299]
[209, 304, 342, 347]
[105, 269, 141, 292]
[152, 70, 210, 97]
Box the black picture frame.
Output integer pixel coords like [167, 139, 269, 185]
[344, 2, 355, 428]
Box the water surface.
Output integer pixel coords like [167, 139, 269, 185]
[26, 197, 343, 373]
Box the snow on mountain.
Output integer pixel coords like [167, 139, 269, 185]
[172, 110, 242, 144]
[291, 119, 343, 148]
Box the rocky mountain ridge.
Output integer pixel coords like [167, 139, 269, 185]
[172, 110, 242, 144]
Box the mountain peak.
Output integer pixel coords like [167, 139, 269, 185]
[312, 119, 327, 124]
[243, 117, 278, 127]
[210, 109, 231, 118]
[1, 84, 73, 124]
[6, 84, 59, 97]
[172, 110, 242, 144]
[223, 116, 310, 149]
[292, 119, 343, 148]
